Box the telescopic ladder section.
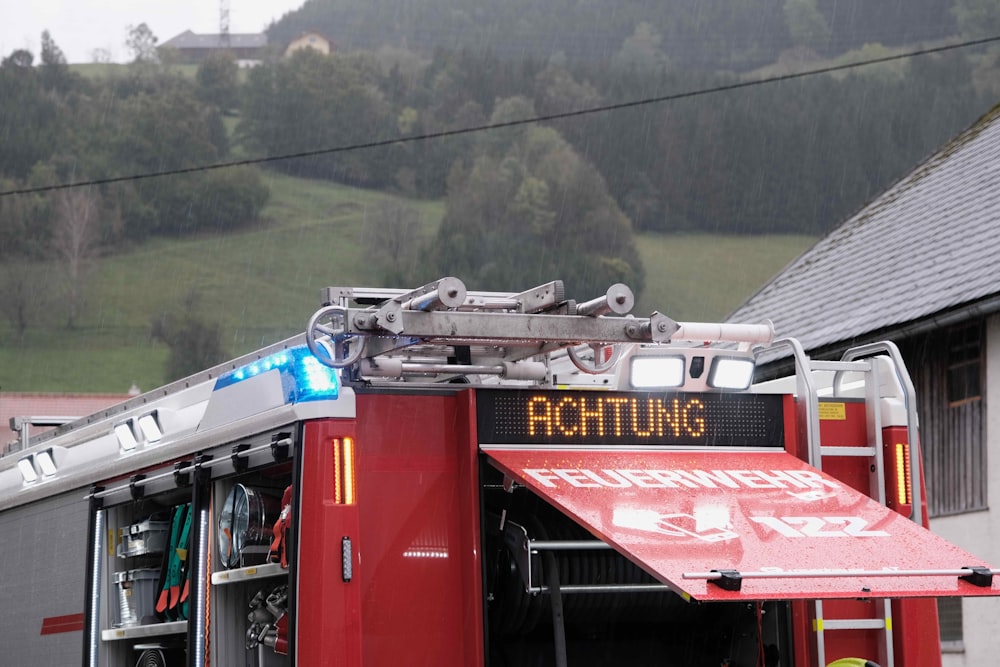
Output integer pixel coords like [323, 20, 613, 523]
[771, 339, 923, 667]
[305, 276, 773, 383]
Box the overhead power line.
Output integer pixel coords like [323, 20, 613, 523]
[2, 34, 1000, 198]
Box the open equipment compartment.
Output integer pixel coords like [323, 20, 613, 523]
[84, 424, 297, 667]
[208, 429, 296, 667]
[90, 471, 195, 667]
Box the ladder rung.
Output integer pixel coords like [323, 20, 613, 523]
[820, 618, 887, 631]
[821, 446, 877, 457]
[809, 360, 871, 372]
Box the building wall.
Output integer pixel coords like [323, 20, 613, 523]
[285, 34, 330, 57]
[937, 313, 1000, 666]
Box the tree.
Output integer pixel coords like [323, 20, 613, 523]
[783, 0, 831, 50]
[430, 97, 644, 297]
[0, 261, 51, 343]
[40, 31, 67, 66]
[125, 23, 159, 63]
[155, 166, 269, 235]
[0, 55, 63, 179]
[108, 86, 249, 237]
[196, 52, 240, 112]
[51, 187, 101, 329]
[612, 22, 669, 72]
[2, 49, 33, 68]
[239, 49, 395, 186]
[361, 200, 422, 284]
[151, 290, 227, 382]
[953, 0, 1000, 39]
[39, 31, 74, 91]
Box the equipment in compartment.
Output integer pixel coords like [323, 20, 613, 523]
[113, 568, 161, 627]
[218, 484, 281, 569]
[268, 485, 293, 568]
[155, 503, 192, 621]
[118, 515, 170, 558]
[247, 583, 289, 655]
[133, 644, 185, 667]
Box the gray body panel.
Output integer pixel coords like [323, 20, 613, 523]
[0, 488, 89, 664]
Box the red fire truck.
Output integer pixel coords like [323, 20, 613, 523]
[2, 277, 997, 667]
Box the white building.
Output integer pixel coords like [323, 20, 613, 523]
[729, 103, 1000, 665]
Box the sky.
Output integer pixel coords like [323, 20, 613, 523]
[0, 0, 306, 64]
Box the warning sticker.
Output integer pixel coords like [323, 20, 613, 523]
[818, 402, 846, 421]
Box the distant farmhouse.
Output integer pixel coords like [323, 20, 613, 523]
[160, 30, 334, 67]
[284, 31, 334, 57]
[159, 31, 269, 66]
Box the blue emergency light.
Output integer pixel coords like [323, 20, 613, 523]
[215, 345, 340, 403]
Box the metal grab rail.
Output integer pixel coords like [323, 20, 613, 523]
[840, 341, 924, 526]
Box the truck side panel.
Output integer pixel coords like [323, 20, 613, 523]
[0, 490, 88, 664]
[355, 391, 483, 667]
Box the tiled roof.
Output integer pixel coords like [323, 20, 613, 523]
[161, 31, 267, 50]
[728, 103, 1000, 353]
[1, 393, 130, 452]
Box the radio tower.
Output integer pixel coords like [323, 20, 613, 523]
[219, 0, 231, 49]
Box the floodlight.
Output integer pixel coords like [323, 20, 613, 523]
[630, 355, 685, 389]
[708, 357, 756, 390]
[17, 457, 38, 483]
[36, 450, 57, 477]
[115, 421, 138, 451]
[137, 412, 163, 443]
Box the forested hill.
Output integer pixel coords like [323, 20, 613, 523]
[269, 0, 957, 71]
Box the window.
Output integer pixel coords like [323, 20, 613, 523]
[900, 320, 986, 516]
[938, 597, 964, 651]
[947, 322, 982, 405]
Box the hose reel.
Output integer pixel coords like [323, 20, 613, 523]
[488, 507, 687, 636]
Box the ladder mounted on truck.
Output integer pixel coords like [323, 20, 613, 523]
[305, 276, 775, 383]
[766, 338, 927, 667]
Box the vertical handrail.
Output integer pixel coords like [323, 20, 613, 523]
[840, 341, 923, 527]
[83, 498, 105, 667]
[767, 338, 823, 468]
[865, 358, 888, 505]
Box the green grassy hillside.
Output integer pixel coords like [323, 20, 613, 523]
[634, 233, 813, 320]
[0, 173, 814, 393]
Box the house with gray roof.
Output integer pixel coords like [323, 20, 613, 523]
[159, 30, 269, 66]
[729, 102, 1000, 665]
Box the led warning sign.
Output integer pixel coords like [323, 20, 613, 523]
[476, 389, 784, 447]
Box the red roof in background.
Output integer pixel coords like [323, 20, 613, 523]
[1, 393, 130, 451]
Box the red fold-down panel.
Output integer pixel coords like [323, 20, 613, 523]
[484, 446, 1000, 601]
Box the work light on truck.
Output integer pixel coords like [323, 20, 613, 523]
[629, 355, 686, 389]
[136, 411, 163, 443]
[16, 457, 37, 484]
[114, 421, 138, 452]
[35, 449, 57, 477]
[707, 356, 756, 390]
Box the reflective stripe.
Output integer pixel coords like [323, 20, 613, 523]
[40, 613, 84, 635]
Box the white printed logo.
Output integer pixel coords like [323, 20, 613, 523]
[613, 508, 739, 542]
[751, 516, 889, 538]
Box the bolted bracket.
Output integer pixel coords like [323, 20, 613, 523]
[271, 432, 292, 462]
[232, 443, 251, 473]
[709, 569, 743, 591]
[960, 566, 994, 588]
[129, 474, 146, 500]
